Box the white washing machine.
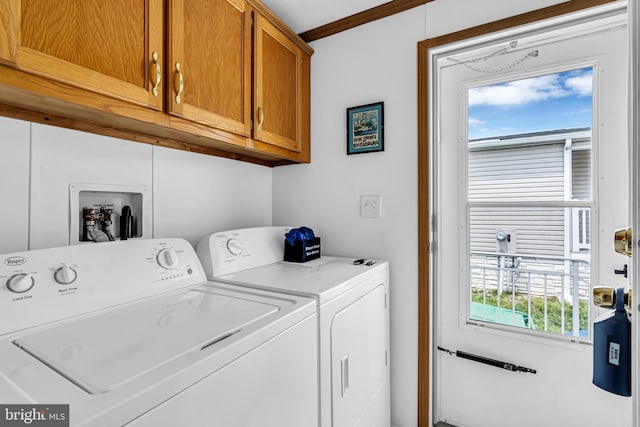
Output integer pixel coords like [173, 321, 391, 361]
[0, 238, 318, 427]
[197, 226, 390, 427]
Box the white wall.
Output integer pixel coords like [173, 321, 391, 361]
[0, 119, 272, 254]
[273, 9, 426, 427]
[29, 124, 153, 250]
[153, 146, 272, 245]
[272, 1, 569, 426]
[424, 0, 563, 38]
[0, 117, 30, 254]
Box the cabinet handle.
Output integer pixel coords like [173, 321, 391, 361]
[150, 51, 161, 96]
[174, 62, 184, 104]
[257, 106, 264, 131]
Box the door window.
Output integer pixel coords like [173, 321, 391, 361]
[467, 68, 594, 338]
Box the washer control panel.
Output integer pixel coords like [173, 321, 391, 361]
[6, 273, 35, 293]
[156, 248, 179, 269]
[53, 264, 77, 285]
[0, 238, 205, 336]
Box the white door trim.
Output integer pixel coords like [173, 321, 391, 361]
[629, 0, 639, 423]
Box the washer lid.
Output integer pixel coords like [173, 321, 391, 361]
[12, 287, 279, 394]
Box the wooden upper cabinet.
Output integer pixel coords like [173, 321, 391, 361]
[168, 0, 252, 137]
[253, 13, 305, 152]
[0, 0, 311, 164]
[0, 0, 164, 110]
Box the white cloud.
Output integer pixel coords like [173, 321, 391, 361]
[469, 74, 566, 106]
[468, 69, 592, 107]
[564, 71, 593, 96]
[468, 117, 485, 126]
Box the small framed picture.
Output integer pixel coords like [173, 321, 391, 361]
[346, 102, 384, 155]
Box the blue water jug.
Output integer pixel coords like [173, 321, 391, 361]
[592, 287, 631, 396]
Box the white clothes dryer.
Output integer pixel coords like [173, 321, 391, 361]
[0, 238, 318, 427]
[197, 226, 390, 427]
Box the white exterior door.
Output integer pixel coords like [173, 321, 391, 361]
[431, 4, 631, 426]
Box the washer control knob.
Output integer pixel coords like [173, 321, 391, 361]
[7, 274, 35, 293]
[226, 238, 243, 256]
[54, 264, 77, 285]
[157, 249, 179, 269]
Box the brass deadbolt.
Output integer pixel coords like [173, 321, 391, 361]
[614, 227, 632, 257]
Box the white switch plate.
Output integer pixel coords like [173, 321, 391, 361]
[360, 195, 382, 218]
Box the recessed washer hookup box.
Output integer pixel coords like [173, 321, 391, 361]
[284, 237, 321, 262]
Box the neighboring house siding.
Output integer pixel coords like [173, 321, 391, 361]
[468, 142, 565, 256]
[572, 149, 591, 200]
[468, 143, 564, 201]
[469, 206, 565, 256]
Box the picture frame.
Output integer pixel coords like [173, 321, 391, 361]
[346, 102, 384, 155]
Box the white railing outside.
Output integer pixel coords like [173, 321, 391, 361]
[470, 252, 590, 337]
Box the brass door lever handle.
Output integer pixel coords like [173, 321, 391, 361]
[594, 286, 632, 316]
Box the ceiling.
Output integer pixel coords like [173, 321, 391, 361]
[260, 0, 390, 34]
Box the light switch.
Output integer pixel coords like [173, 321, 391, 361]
[360, 195, 382, 218]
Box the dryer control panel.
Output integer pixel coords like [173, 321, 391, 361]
[197, 226, 292, 278]
[0, 239, 205, 336]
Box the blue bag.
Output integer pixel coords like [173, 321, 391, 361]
[592, 287, 631, 396]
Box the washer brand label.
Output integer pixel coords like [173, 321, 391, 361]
[4, 257, 26, 267]
[0, 405, 68, 426]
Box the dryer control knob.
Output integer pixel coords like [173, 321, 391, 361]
[226, 238, 244, 256]
[157, 249, 179, 269]
[7, 273, 35, 293]
[54, 264, 77, 285]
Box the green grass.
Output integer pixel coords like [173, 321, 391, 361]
[471, 288, 589, 334]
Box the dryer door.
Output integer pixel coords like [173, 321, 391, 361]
[331, 283, 389, 427]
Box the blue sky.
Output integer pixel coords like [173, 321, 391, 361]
[468, 67, 593, 140]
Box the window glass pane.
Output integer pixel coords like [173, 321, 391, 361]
[466, 67, 593, 338]
[469, 206, 590, 336]
[468, 67, 594, 142]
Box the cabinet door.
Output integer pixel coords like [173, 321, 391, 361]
[168, 0, 252, 137]
[0, 0, 163, 110]
[253, 13, 305, 152]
